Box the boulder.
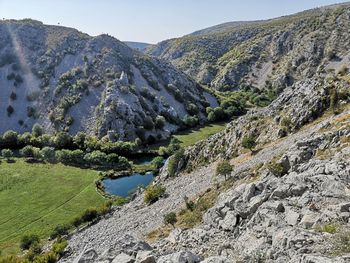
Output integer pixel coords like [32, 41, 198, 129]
[157, 251, 201, 263]
[200, 256, 231, 263]
[136, 251, 156, 263]
[112, 253, 135, 263]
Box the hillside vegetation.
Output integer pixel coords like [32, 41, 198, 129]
[147, 3, 350, 93]
[0, 19, 216, 141]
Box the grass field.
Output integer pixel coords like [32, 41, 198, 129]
[0, 159, 105, 255]
[172, 122, 227, 148]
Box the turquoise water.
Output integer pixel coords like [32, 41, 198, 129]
[102, 172, 154, 197]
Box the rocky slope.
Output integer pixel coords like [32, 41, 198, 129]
[0, 19, 216, 140]
[147, 2, 350, 92]
[59, 58, 350, 262]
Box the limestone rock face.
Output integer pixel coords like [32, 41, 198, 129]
[0, 20, 216, 139]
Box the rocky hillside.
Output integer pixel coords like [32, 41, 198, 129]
[147, 3, 350, 93]
[0, 19, 216, 141]
[60, 80, 350, 262]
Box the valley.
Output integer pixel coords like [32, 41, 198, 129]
[0, 2, 350, 263]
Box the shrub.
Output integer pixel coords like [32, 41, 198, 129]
[267, 161, 285, 177]
[1, 130, 18, 147]
[164, 212, 177, 227]
[330, 88, 339, 114]
[52, 237, 68, 257]
[280, 116, 292, 131]
[1, 149, 13, 161]
[7, 105, 14, 116]
[168, 148, 185, 177]
[155, 115, 166, 129]
[151, 156, 164, 169]
[20, 145, 40, 158]
[54, 132, 72, 149]
[143, 116, 154, 130]
[32, 123, 43, 137]
[10, 91, 17, 100]
[241, 135, 257, 151]
[144, 184, 166, 204]
[186, 103, 199, 116]
[50, 225, 70, 239]
[40, 147, 56, 163]
[81, 208, 98, 223]
[216, 160, 233, 180]
[20, 234, 40, 250]
[83, 150, 107, 166]
[182, 115, 198, 128]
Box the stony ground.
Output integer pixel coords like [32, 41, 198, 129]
[61, 107, 350, 263]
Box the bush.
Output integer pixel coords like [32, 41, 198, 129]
[1, 149, 13, 160]
[50, 225, 70, 239]
[32, 123, 43, 137]
[81, 208, 98, 223]
[241, 135, 257, 151]
[83, 150, 107, 166]
[40, 147, 56, 163]
[151, 156, 164, 169]
[1, 130, 18, 147]
[155, 115, 166, 129]
[164, 212, 177, 227]
[267, 161, 285, 177]
[20, 234, 40, 250]
[10, 91, 17, 100]
[7, 105, 14, 116]
[216, 160, 233, 180]
[52, 237, 68, 257]
[182, 115, 198, 128]
[168, 148, 185, 177]
[144, 184, 166, 204]
[20, 145, 40, 158]
[143, 116, 154, 130]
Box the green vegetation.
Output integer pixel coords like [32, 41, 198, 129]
[216, 160, 234, 180]
[168, 148, 185, 177]
[0, 159, 105, 255]
[267, 160, 285, 177]
[241, 135, 257, 151]
[163, 212, 177, 227]
[314, 223, 338, 234]
[144, 184, 166, 204]
[171, 123, 227, 148]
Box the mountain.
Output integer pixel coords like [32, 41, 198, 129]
[0, 19, 216, 141]
[124, 41, 152, 52]
[147, 2, 350, 93]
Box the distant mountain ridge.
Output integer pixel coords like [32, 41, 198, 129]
[147, 2, 350, 92]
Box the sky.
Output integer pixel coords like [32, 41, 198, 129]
[0, 0, 347, 43]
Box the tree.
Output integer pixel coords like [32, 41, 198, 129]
[32, 123, 43, 137]
[1, 149, 13, 161]
[241, 135, 257, 151]
[20, 145, 40, 159]
[1, 130, 18, 147]
[40, 147, 56, 163]
[155, 115, 166, 129]
[216, 160, 233, 180]
[164, 212, 177, 227]
[54, 131, 72, 149]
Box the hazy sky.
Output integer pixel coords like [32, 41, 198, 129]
[0, 0, 346, 43]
